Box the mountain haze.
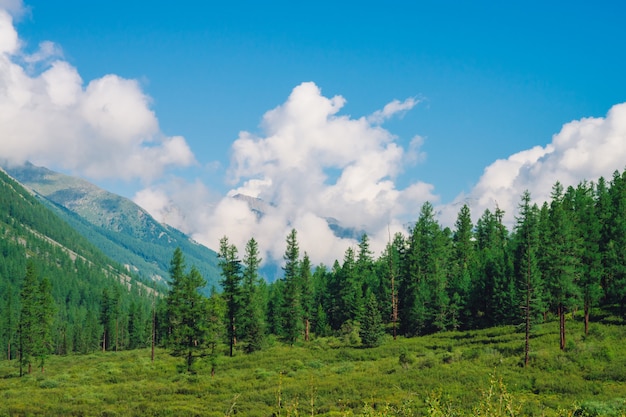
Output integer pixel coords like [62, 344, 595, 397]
[3, 162, 221, 290]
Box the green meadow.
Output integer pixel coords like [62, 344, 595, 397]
[2, 315, 625, 417]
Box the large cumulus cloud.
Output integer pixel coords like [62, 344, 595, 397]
[138, 82, 434, 267]
[445, 102, 626, 226]
[0, 8, 195, 182]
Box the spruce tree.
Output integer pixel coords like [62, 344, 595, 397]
[545, 183, 581, 350]
[360, 291, 384, 347]
[300, 253, 314, 342]
[281, 229, 303, 344]
[450, 204, 475, 329]
[513, 190, 544, 366]
[166, 251, 210, 372]
[18, 261, 39, 376]
[574, 182, 603, 335]
[240, 237, 265, 352]
[34, 277, 55, 372]
[218, 237, 242, 357]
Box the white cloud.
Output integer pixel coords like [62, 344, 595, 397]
[0, 0, 25, 18]
[141, 82, 432, 266]
[0, 9, 195, 182]
[451, 102, 626, 227]
[367, 97, 419, 124]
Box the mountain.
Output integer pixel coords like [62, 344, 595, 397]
[0, 167, 158, 355]
[232, 194, 367, 241]
[2, 162, 221, 290]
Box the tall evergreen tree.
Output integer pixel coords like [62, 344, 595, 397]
[574, 182, 603, 335]
[545, 183, 581, 350]
[300, 253, 314, 342]
[281, 229, 303, 344]
[1, 289, 17, 360]
[399, 202, 449, 335]
[166, 249, 210, 372]
[240, 237, 265, 353]
[450, 204, 476, 329]
[18, 261, 39, 376]
[513, 190, 544, 367]
[360, 291, 384, 348]
[218, 237, 242, 357]
[472, 207, 514, 327]
[338, 246, 363, 326]
[34, 277, 55, 372]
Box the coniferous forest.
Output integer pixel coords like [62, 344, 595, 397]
[3, 167, 626, 415]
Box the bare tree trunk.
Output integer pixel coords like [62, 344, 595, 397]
[559, 305, 566, 350]
[115, 317, 119, 352]
[304, 318, 310, 342]
[102, 330, 106, 352]
[151, 302, 155, 363]
[524, 244, 531, 367]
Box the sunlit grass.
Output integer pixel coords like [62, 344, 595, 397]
[1, 316, 625, 416]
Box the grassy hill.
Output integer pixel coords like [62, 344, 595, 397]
[2, 162, 221, 290]
[1, 317, 625, 416]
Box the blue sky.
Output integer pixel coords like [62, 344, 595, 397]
[2, 0, 626, 265]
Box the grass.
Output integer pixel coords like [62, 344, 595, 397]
[1, 317, 626, 416]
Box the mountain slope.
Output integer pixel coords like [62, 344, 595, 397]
[3, 162, 221, 290]
[0, 168, 157, 355]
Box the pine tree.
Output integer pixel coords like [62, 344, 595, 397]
[338, 246, 363, 326]
[300, 253, 314, 342]
[240, 237, 265, 353]
[281, 229, 303, 344]
[18, 261, 39, 376]
[450, 204, 475, 330]
[206, 288, 225, 376]
[360, 291, 384, 347]
[472, 207, 514, 328]
[545, 183, 581, 350]
[513, 190, 544, 366]
[34, 277, 55, 372]
[218, 237, 242, 357]
[166, 249, 210, 372]
[574, 182, 603, 335]
[399, 202, 452, 335]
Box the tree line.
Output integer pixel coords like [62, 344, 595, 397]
[159, 171, 626, 370]
[6, 168, 626, 373]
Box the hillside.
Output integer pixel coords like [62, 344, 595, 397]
[2, 162, 221, 290]
[0, 168, 156, 356]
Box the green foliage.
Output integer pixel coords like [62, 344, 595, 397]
[218, 236, 242, 357]
[166, 249, 211, 372]
[360, 292, 384, 348]
[1, 321, 624, 416]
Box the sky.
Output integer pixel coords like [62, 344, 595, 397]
[1, 0, 626, 270]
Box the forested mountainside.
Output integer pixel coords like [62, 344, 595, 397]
[2, 162, 221, 290]
[0, 169, 157, 358]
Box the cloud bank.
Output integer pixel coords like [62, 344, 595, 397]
[0, 8, 195, 182]
[443, 102, 626, 226]
[4, 2, 626, 272]
[144, 83, 626, 270]
[137, 82, 435, 268]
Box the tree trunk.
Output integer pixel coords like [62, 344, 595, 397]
[304, 318, 310, 342]
[151, 303, 155, 363]
[524, 245, 531, 367]
[102, 330, 106, 352]
[559, 304, 566, 350]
